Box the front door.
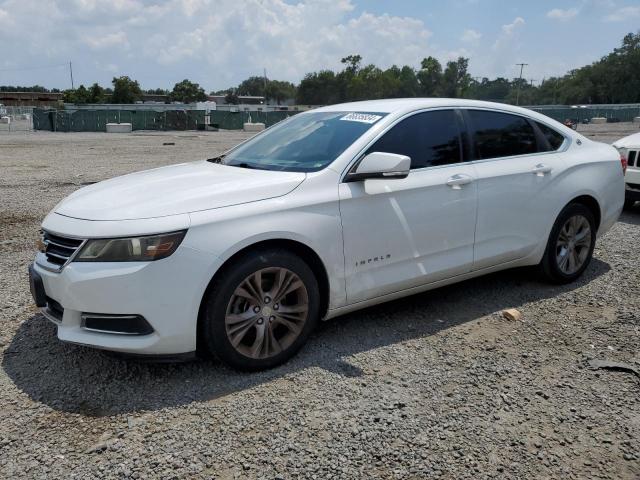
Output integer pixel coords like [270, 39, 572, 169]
[339, 109, 478, 304]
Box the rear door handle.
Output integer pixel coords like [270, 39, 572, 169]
[446, 174, 474, 189]
[531, 164, 553, 176]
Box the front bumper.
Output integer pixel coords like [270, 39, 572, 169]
[30, 244, 219, 355]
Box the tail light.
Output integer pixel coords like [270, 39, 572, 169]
[620, 153, 628, 175]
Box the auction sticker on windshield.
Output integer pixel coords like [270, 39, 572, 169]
[340, 113, 383, 124]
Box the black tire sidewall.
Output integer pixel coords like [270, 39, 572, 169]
[542, 203, 596, 284]
[202, 249, 320, 371]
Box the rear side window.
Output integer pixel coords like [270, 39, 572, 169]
[535, 121, 566, 151]
[367, 110, 461, 169]
[467, 110, 537, 160]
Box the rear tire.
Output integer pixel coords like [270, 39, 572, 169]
[539, 203, 596, 284]
[201, 248, 320, 371]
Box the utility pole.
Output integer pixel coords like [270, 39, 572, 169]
[515, 63, 528, 105]
[69, 61, 74, 90]
[529, 78, 537, 87]
[263, 68, 268, 102]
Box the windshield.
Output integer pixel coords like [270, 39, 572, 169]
[222, 111, 386, 172]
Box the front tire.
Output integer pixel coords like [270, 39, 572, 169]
[539, 203, 596, 284]
[201, 248, 320, 371]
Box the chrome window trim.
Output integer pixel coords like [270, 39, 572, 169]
[340, 106, 572, 182]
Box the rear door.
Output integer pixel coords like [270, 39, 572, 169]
[339, 109, 478, 304]
[464, 109, 568, 270]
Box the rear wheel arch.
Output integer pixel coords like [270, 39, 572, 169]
[568, 195, 601, 231]
[196, 239, 330, 354]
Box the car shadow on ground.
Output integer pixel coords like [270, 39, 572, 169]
[618, 207, 640, 226]
[2, 259, 611, 417]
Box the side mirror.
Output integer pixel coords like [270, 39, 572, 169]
[347, 152, 410, 182]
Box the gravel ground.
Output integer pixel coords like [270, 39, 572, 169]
[0, 127, 639, 479]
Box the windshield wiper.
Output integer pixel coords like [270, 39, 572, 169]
[206, 154, 226, 164]
[235, 162, 258, 169]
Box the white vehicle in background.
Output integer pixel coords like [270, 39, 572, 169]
[612, 132, 640, 209]
[29, 99, 624, 370]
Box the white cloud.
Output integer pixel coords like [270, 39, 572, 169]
[83, 31, 129, 50]
[604, 6, 640, 22]
[0, 0, 438, 89]
[547, 7, 579, 21]
[460, 29, 482, 43]
[501, 17, 525, 36]
[470, 16, 527, 80]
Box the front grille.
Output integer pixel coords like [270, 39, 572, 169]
[629, 150, 638, 168]
[42, 231, 84, 267]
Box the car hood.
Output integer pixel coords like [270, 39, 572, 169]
[54, 161, 306, 221]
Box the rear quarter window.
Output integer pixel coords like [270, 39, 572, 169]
[535, 121, 566, 151]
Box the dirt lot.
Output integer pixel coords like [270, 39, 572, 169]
[0, 126, 639, 479]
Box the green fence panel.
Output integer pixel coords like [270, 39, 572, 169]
[31, 108, 301, 131]
[531, 105, 640, 123]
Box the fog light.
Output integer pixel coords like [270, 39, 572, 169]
[81, 314, 154, 335]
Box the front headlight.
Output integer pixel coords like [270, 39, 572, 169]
[74, 231, 186, 262]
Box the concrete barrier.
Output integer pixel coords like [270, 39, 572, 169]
[106, 123, 132, 133]
[633, 117, 640, 123]
[243, 122, 265, 132]
[0, 116, 10, 124]
[591, 117, 607, 124]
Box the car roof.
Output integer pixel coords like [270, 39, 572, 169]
[312, 97, 581, 140]
[314, 98, 538, 116]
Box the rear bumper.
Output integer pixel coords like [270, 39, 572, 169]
[625, 182, 640, 201]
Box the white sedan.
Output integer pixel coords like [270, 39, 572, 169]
[30, 99, 624, 370]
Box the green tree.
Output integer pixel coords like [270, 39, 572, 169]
[111, 76, 142, 104]
[441, 57, 470, 98]
[224, 89, 240, 104]
[265, 80, 296, 105]
[296, 70, 339, 105]
[63, 85, 90, 104]
[170, 79, 207, 103]
[236, 76, 268, 97]
[87, 83, 105, 103]
[417, 56, 442, 96]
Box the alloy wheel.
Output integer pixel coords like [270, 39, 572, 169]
[555, 214, 592, 275]
[225, 267, 309, 359]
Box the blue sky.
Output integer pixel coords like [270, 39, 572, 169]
[0, 0, 639, 91]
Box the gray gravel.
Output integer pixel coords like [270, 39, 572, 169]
[1, 128, 639, 479]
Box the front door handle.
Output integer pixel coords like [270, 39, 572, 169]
[446, 174, 474, 190]
[531, 164, 553, 176]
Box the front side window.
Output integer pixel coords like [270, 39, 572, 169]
[468, 110, 537, 160]
[367, 110, 461, 169]
[535, 121, 566, 151]
[222, 111, 386, 172]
